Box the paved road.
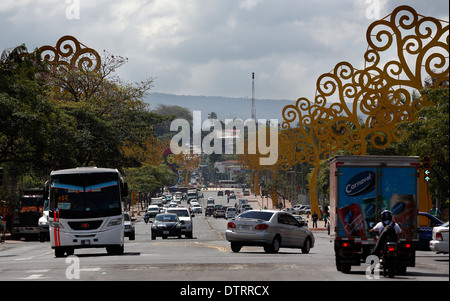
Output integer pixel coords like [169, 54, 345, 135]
[0, 190, 448, 286]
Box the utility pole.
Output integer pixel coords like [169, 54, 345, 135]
[251, 72, 256, 120]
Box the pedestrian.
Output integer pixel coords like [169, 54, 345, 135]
[322, 212, 328, 227]
[312, 212, 318, 228]
[430, 204, 441, 219]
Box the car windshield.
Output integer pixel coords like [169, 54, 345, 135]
[148, 207, 159, 211]
[124, 213, 131, 221]
[238, 211, 274, 221]
[155, 214, 177, 222]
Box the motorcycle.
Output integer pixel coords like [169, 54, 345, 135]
[381, 241, 397, 278]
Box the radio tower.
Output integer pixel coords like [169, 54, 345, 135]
[251, 72, 256, 120]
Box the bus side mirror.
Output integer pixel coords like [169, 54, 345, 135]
[122, 182, 128, 197]
[44, 180, 49, 200]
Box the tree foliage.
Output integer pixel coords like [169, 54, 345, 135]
[399, 87, 449, 204]
[124, 164, 177, 194]
[1, 43, 172, 198]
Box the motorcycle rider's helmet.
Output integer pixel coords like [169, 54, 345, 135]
[381, 210, 393, 225]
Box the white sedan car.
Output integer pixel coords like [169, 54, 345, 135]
[430, 221, 449, 254]
[226, 210, 314, 253]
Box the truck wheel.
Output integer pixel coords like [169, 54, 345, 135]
[341, 264, 351, 273]
[397, 264, 407, 275]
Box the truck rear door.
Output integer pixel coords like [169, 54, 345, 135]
[337, 166, 378, 238]
[380, 166, 418, 239]
[336, 164, 418, 239]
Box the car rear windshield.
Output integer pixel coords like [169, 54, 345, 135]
[167, 209, 189, 217]
[238, 211, 274, 221]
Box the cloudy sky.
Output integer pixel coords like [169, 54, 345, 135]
[1, 0, 448, 101]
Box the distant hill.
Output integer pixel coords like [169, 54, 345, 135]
[145, 92, 295, 122]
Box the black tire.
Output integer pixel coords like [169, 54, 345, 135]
[341, 264, 351, 273]
[301, 237, 312, 254]
[231, 242, 242, 253]
[106, 245, 124, 255]
[264, 236, 281, 253]
[55, 247, 66, 258]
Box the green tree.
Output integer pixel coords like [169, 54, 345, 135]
[0, 45, 76, 176]
[44, 49, 166, 168]
[152, 104, 193, 141]
[399, 87, 449, 206]
[124, 164, 177, 194]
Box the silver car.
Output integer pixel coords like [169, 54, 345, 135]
[226, 210, 314, 253]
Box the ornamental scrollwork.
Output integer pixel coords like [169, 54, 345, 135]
[280, 5, 449, 215]
[38, 35, 101, 72]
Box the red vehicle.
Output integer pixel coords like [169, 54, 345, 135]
[12, 189, 44, 240]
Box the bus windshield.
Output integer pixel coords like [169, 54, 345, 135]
[50, 172, 122, 219]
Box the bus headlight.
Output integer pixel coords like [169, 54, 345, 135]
[107, 218, 122, 227]
[50, 221, 63, 229]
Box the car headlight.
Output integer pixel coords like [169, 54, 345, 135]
[108, 217, 122, 227]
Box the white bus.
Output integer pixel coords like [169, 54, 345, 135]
[46, 167, 128, 257]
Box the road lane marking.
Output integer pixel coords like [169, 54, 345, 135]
[17, 274, 51, 280]
[15, 251, 53, 261]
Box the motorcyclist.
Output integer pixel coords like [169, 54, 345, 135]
[369, 210, 402, 256]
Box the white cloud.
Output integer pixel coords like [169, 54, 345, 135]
[0, 0, 448, 101]
[239, 0, 264, 10]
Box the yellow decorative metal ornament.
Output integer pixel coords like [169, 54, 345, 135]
[38, 35, 101, 72]
[280, 6, 449, 216]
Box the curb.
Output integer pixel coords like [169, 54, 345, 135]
[309, 228, 328, 232]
